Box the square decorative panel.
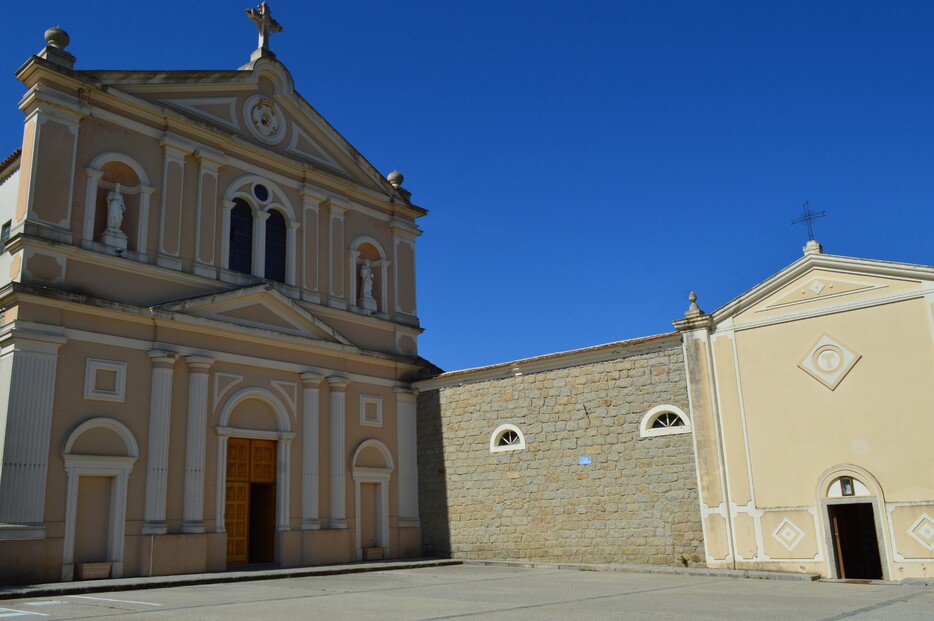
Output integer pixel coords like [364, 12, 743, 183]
[84, 358, 127, 402]
[908, 513, 934, 551]
[771, 518, 805, 552]
[797, 334, 861, 391]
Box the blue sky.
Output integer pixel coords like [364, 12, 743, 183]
[4, 2, 933, 371]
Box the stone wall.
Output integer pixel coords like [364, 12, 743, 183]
[417, 341, 705, 566]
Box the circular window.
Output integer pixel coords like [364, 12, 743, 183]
[253, 183, 270, 202]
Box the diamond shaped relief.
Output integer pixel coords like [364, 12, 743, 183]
[797, 334, 861, 391]
[908, 513, 934, 551]
[771, 518, 805, 552]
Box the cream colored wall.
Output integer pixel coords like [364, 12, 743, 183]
[687, 264, 934, 579]
[734, 298, 934, 507]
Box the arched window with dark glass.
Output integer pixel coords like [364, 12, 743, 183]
[265, 209, 287, 282]
[229, 199, 253, 274]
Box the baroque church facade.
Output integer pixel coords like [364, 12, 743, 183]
[0, 9, 425, 584]
[1, 7, 933, 587]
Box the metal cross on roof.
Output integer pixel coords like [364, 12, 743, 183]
[246, 2, 283, 52]
[791, 201, 826, 241]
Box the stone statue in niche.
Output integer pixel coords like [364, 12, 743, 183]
[106, 183, 126, 231]
[100, 183, 129, 250]
[358, 259, 378, 315]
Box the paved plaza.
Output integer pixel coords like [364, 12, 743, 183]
[0, 565, 930, 620]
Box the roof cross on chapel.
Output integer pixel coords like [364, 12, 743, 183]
[791, 201, 826, 242]
[246, 2, 283, 53]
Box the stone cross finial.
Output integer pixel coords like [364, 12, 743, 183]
[245, 2, 282, 51]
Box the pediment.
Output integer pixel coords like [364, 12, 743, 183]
[87, 61, 395, 195]
[716, 254, 934, 326]
[155, 285, 353, 345]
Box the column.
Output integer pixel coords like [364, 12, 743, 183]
[0, 329, 65, 527]
[277, 437, 292, 531]
[182, 356, 213, 533]
[300, 372, 322, 530]
[252, 209, 270, 278]
[286, 220, 300, 286]
[328, 376, 349, 529]
[143, 350, 178, 535]
[395, 388, 420, 527]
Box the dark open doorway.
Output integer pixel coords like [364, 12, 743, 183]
[829, 503, 883, 579]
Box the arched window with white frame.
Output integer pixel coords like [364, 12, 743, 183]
[639, 405, 692, 438]
[220, 176, 297, 286]
[490, 423, 526, 453]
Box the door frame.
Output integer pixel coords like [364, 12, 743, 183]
[817, 464, 890, 580]
[61, 418, 139, 581]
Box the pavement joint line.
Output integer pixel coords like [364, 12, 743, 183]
[0, 559, 462, 601]
[815, 589, 931, 621]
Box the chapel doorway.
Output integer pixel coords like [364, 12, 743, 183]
[828, 503, 883, 580]
[225, 438, 276, 566]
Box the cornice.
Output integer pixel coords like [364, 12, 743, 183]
[414, 332, 681, 391]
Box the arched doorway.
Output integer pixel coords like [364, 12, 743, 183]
[819, 466, 888, 580]
[351, 440, 394, 560]
[216, 388, 294, 567]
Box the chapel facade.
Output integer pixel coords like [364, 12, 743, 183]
[0, 10, 426, 584]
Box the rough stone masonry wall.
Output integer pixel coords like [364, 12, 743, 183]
[417, 344, 705, 566]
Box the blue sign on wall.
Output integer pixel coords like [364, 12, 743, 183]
[578, 456, 592, 465]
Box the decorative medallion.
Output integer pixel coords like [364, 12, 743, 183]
[797, 334, 861, 391]
[244, 95, 286, 144]
[771, 518, 805, 552]
[908, 513, 934, 551]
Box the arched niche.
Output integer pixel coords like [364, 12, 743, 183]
[83, 152, 154, 256]
[349, 235, 390, 316]
[61, 418, 139, 581]
[351, 439, 394, 560]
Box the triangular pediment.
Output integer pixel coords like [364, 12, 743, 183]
[713, 253, 934, 326]
[155, 284, 354, 345]
[83, 59, 398, 196]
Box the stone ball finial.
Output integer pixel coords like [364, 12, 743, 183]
[44, 26, 70, 50]
[387, 170, 404, 188]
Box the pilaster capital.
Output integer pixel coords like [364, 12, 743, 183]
[327, 375, 350, 391]
[254, 210, 271, 222]
[185, 355, 214, 372]
[84, 167, 104, 180]
[300, 372, 324, 387]
[393, 387, 418, 397]
[194, 147, 226, 170]
[148, 350, 179, 367]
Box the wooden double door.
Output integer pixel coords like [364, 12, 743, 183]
[225, 438, 276, 566]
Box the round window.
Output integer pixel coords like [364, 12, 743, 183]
[253, 184, 270, 202]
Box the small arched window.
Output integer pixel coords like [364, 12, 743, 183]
[264, 209, 287, 282]
[490, 423, 526, 453]
[639, 405, 692, 438]
[229, 199, 253, 274]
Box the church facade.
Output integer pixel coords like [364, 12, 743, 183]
[0, 12, 426, 584]
[417, 242, 934, 581]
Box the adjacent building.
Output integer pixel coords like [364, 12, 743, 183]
[418, 241, 934, 581]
